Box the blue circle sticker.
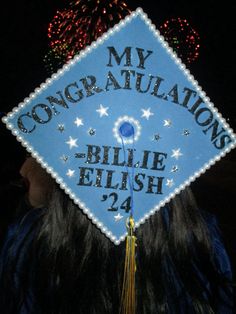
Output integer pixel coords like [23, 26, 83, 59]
[119, 122, 135, 137]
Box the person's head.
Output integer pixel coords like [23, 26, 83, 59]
[19, 156, 54, 208]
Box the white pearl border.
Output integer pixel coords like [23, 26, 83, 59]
[2, 7, 236, 245]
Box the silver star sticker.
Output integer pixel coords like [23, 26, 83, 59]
[66, 136, 78, 149]
[166, 179, 174, 187]
[96, 104, 109, 117]
[153, 134, 161, 141]
[182, 129, 190, 136]
[57, 124, 65, 132]
[88, 128, 96, 136]
[163, 119, 172, 127]
[114, 213, 124, 221]
[60, 155, 69, 163]
[141, 108, 154, 120]
[171, 165, 179, 173]
[171, 148, 183, 160]
[66, 169, 75, 177]
[74, 117, 84, 127]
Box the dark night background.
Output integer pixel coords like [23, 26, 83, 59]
[0, 0, 235, 284]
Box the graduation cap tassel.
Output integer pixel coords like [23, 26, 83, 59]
[120, 216, 137, 314]
[119, 130, 137, 314]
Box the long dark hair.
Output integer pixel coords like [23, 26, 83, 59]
[0, 184, 233, 313]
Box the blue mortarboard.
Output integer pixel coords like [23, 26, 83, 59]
[3, 8, 236, 244]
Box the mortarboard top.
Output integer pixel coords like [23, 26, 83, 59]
[3, 8, 236, 244]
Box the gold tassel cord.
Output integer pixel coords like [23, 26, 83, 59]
[120, 216, 137, 314]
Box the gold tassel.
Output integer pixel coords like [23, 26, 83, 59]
[120, 216, 137, 314]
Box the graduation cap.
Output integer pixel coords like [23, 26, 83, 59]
[3, 8, 236, 245]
